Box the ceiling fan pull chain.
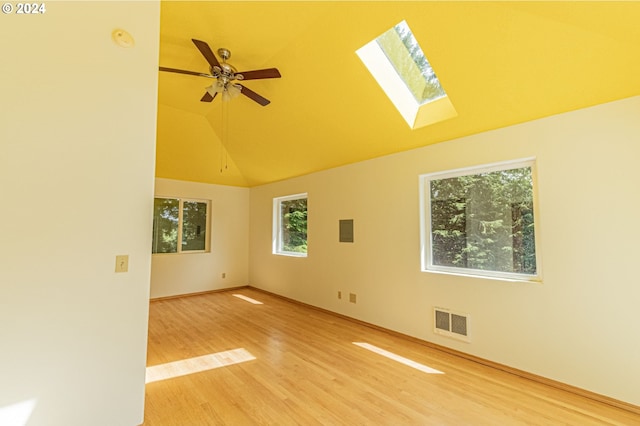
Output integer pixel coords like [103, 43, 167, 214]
[225, 103, 229, 170]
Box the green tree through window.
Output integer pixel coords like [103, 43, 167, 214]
[377, 20, 446, 104]
[281, 198, 307, 253]
[424, 161, 538, 279]
[152, 198, 179, 254]
[274, 194, 308, 256]
[182, 201, 207, 251]
[152, 197, 209, 254]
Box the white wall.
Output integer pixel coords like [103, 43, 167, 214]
[249, 96, 640, 406]
[150, 178, 250, 299]
[0, 3, 159, 425]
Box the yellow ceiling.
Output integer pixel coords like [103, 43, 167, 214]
[156, 1, 640, 187]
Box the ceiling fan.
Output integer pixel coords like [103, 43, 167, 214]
[159, 38, 281, 106]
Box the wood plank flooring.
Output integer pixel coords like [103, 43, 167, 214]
[143, 288, 640, 425]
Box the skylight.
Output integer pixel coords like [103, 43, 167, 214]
[378, 21, 445, 104]
[357, 20, 457, 129]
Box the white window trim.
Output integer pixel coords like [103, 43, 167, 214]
[153, 196, 211, 255]
[273, 193, 308, 257]
[419, 158, 542, 283]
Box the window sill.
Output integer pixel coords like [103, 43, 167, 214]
[274, 252, 307, 258]
[423, 268, 542, 284]
[152, 251, 210, 256]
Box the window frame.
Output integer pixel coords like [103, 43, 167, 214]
[273, 193, 308, 258]
[356, 20, 457, 129]
[419, 158, 541, 282]
[152, 196, 211, 255]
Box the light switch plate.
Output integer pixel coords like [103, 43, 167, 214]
[115, 255, 129, 273]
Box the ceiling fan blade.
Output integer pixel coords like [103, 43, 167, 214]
[239, 84, 270, 106]
[159, 66, 214, 78]
[237, 68, 282, 81]
[200, 92, 216, 102]
[191, 39, 221, 69]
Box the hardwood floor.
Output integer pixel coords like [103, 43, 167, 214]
[143, 288, 639, 425]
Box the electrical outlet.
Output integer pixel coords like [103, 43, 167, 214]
[349, 293, 357, 303]
[338, 291, 342, 299]
[115, 255, 129, 273]
[222, 272, 226, 279]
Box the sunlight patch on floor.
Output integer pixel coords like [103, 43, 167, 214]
[232, 294, 264, 304]
[146, 348, 256, 384]
[353, 342, 444, 374]
[0, 398, 37, 426]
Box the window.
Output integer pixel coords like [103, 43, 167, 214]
[273, 193, 308, 257]
[356, 20, 457, 129]
[152, 197, 209, 254]
[420, 159, 539, 281]
[377, 20, 446, 105]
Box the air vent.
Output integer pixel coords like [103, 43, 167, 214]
[434, 307, 470, 342]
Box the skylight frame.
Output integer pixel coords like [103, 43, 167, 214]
[357, 20, 457, 129]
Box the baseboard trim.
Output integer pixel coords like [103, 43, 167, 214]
[247, 286, 640, 416]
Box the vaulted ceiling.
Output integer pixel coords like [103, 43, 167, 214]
[156, 1, 640, 187]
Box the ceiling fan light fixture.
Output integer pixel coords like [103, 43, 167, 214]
[223, 84, 242, 101]
[160, 39, 280, 106]
[206, 81, 225, 96]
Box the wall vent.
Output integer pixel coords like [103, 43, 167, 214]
[434, 307, 470, 342]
